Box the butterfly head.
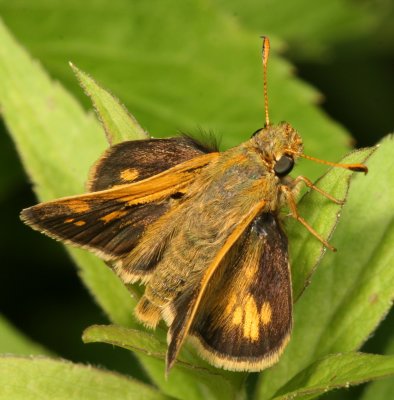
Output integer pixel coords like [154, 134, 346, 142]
[251, 122, 303, 176]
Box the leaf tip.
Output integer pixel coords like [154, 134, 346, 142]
[68, 61, 79, 74]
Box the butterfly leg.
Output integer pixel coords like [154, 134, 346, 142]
[281, 185, 336, 252]
[292, 176, 344, 205]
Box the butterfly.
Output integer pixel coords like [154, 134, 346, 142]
[20, 37, 367, 374]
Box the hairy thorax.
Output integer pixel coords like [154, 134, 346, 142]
[144, 144, 284, 307]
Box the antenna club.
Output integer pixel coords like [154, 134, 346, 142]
[294, 152, 368, 173]
[261, 36, 270, 127]
[261, 36, 270, 65]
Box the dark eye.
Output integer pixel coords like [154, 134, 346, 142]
[274, 155, 294, 177]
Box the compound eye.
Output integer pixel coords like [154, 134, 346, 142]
[274, 155, 294, 177]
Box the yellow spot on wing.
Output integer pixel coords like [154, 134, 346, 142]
[120, 168, 139, 182]
[244, 295, 259, 341]
[74, 220, 86, 226]
[261, 302, 272, 325]
[64, 218, 74, 223]
[244, 262, 258, 280]
[100, 210, 128, 223]
[67, 201, 91, 213]
[225, 294, 237, 315]
[232, 307, 243, 325]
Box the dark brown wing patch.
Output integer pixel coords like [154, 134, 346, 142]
[88, 136, 212, 191]
[189, 213, 292, 371]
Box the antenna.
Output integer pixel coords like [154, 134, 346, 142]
[285, 149, 368, 173]
[297, 153, 368, 173]
[261, 36, 270, 127]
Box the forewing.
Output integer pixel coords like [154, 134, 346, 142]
[88, 136, 215, 191]
[189, 213, 292, 371]
[21, 194, 169, 261]
[21, 152, 218, 267]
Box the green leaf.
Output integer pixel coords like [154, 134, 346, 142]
[360, 334, 394, 400]
[0, 1, 353, 180]
[70, 63, 148, 145]
[212, 0, 380, 60]
[272, 352, 394, 400]
[0, 356, 174, 400]
[288, 147, 375, 300]
[257, 135, 394, 399]
[0, 18, 135, 328]
[70, 250, 139, 328]
[0, 130, 24, 201]
[83, 324, 167, 360]
[0, 315, 52, 356]
[83, 324, 245, 400]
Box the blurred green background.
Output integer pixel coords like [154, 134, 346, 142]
[0, 0, 393, 397]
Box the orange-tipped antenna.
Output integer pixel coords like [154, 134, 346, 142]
[261, 36, 270, 127]
[295, 152, 368, 173]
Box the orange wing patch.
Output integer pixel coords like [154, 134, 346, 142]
[73, 220, 86, 227]
[261, 302, 272, 325]
[120, 168, 139, 182]
[66, 200, 91, 213]
[228, 295, 271, 340]
[242, 295, 260, 341]
[100, 210, 128, 224]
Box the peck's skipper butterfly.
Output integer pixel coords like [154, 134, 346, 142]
[21, 38, 367, 373]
